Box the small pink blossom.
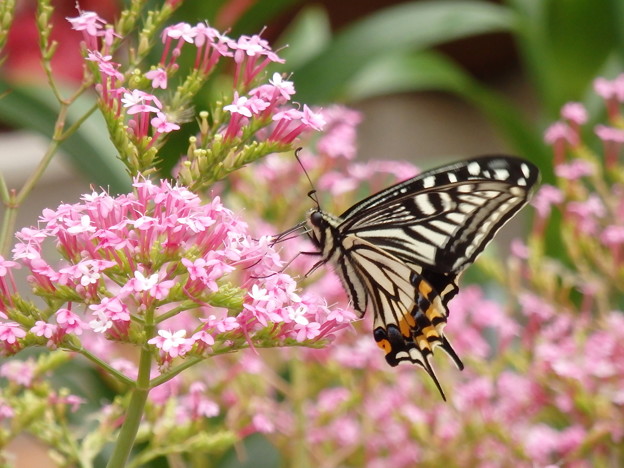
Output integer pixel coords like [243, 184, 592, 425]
[595, 124, 624, 169]
[268, 73, 296, 101]
[133, 271, 159, 291]
[121, 89, 162, 115]
[544, 121, 577, 145]
[595, 124, 624, 143]
[602, 225, 624, 245]
[0, 256, 18, 277]
[30, 321, 58, 339]
[0, 322, 26, 353]
[510, 238, 530, 259]
[532, 185, 563, 218]
[56, 308, 88, 335]
[561, 102, 588, 125]
[555, 159, 594, 180]
[50, 394, 86, 413]
[151, 112, 180, 134]
[0, 401, 14, 420]
[0, 359, 35, 387]
[566, 194, 606, 234]
[66, 11, 106, 36]
[145, 68, 168, 89]
[224, 93, 252, 118]
[295, 321, 321, 341]
[148, 329, 193, 359]
[192, 330, 215, 348]
[163, 22, 197, 43]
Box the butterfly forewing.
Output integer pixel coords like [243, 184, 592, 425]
[340, 156, 539, 272]
[306, 155, 539, 399]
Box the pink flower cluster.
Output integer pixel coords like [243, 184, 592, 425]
[217, 86, 624, 466]
[538, 77, 624, 267]
[68, 11, 325, 150]
[0, 178, 351, 362]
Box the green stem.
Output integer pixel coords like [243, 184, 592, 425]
[0, 184, 17, 257]
[107, 306, 155, 468]
[106, 344, 152, 468]
[291, 361, 311, 468]
[76, 346, 135, 387]
[149, 356, 203, 388]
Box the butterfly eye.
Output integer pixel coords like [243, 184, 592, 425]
[309, 211, 324, 227]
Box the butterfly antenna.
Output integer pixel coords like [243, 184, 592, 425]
[294, 147, 321, 209]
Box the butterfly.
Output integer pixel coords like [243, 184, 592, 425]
[305, 155, 540, 399]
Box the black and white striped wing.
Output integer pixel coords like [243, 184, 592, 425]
[339, 235, 463, 399]
[306, 155, 540, 399]
[339, 156, 539, 273]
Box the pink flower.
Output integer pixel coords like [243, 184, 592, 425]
[0, 401, 14, 420]
[268, 73, 296, 100]
[56, 308, 88, 335]
[595, 124, 624, 168]
[30, 321, 58, 339]
[145, 68, 168, 89]
[0, 322, 26, 354]
[0, 359, 35, 387]
[50, 394, 86, 413]
[602, 225, 624, 245]
[566, 194, 606, 234]
[561, 102, 588, 125]
[595, 124, 624, 143]
[510, 238, 530, 259]
[148, 329, 193, 359]
[523, 424, 561, 463]
[162, 22, 196, 43]
[121, 89, 161, 115]
[224, 93, 253, 118]
[151, 112, 180, 134]
[191, 330, 215, 348]
[555, 159, 594, 179]
[301, 105, 326, 131]
[544, 121, 578, 164]
[66, 11, 106, 40]
[520, 292, 556, 321]
[544, 121, 577, 145]
[88, 297, 130, 335]
[0, 256, 18, 277]
[295, 321, 321, 341]
[532, 185, 563, 218]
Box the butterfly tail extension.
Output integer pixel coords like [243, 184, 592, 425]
[373, 323, 447, 400]
[439, 336, 464, 370]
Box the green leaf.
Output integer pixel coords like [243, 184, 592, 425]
[292, 0, 514, 103]
[345, 50, 552, 180]
[228, 0, 305, 36]
[508, 0, 621, 116]
[275, 5, 332, 70]
[0, 83, 130, 194]
[345, 50, 472, 99]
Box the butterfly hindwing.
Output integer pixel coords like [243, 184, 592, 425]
[329, 233, 463, 399]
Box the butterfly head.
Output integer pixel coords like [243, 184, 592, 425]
[306, 207, 345, 258]
[306, 209, 326, 250]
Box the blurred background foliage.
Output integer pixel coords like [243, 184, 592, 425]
[1, 0, 623, 190]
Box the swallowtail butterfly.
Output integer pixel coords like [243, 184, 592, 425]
[306, 155, 539, 399]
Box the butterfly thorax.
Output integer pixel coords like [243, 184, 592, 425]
[307, 209, 345, 263]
